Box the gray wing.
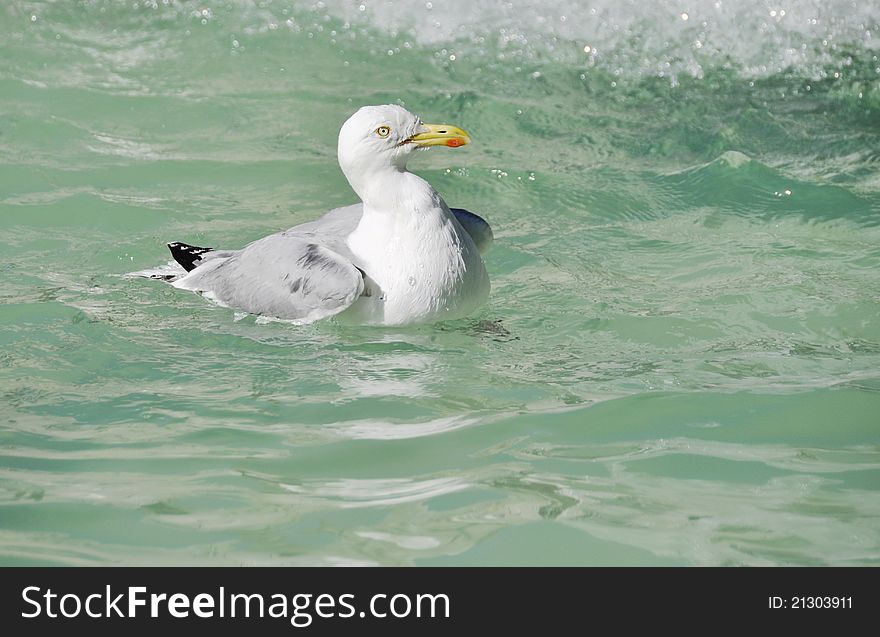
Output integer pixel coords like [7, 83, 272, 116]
[172, 219, 365, 323]
[284, 203, 362, 238]
[450, 208, 493, 254]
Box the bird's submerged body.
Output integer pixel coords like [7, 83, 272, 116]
[150, 104, 492, 326]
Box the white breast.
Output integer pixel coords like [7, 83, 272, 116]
[343, 180, 489, 325]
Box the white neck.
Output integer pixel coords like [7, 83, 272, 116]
[347, 168, 445, 260]
[343, 161, 426, 214]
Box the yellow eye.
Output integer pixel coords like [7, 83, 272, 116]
[376, 125, 391, 138]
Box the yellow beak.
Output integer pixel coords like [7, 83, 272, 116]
[409, 123, 471, 148]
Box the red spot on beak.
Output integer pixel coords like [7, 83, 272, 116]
[446, 138, 465, 147]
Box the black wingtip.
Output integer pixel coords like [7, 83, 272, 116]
[167, 241, 214, 272]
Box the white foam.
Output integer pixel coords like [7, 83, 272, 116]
[313, 0, 879, 79]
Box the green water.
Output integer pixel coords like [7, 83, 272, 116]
[1, 0, 879, 566]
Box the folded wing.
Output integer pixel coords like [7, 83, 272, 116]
[172, 232, 364, 323]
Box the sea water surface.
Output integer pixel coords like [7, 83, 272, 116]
[1, 0, 879, 566]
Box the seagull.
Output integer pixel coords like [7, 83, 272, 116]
[159, 104, 492, 325]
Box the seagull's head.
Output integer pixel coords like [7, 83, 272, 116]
[337, 104, 470, 183]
